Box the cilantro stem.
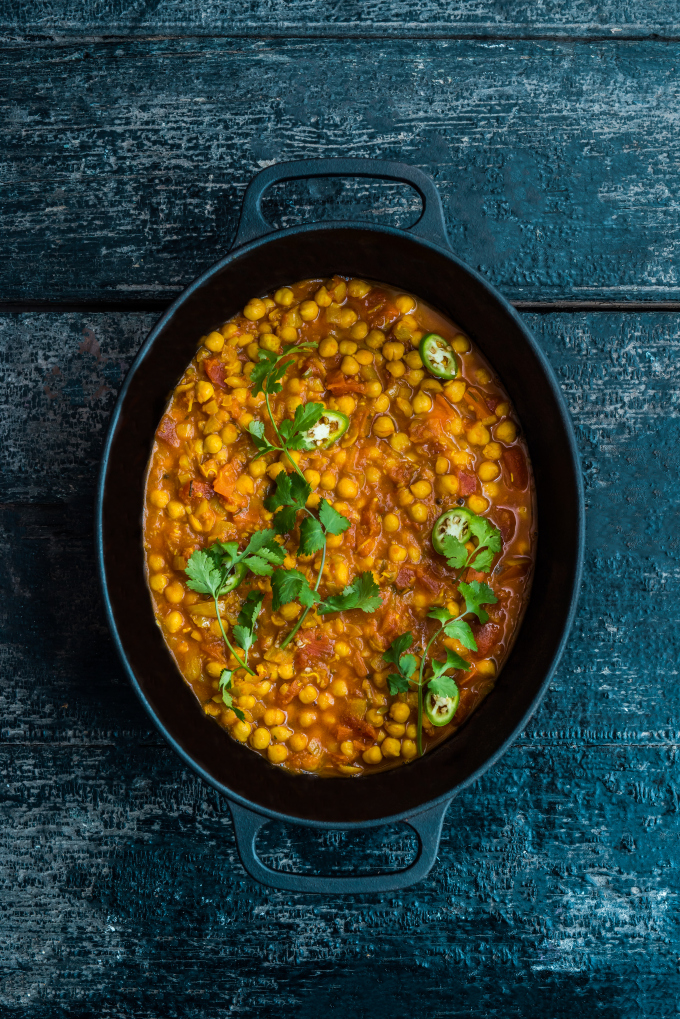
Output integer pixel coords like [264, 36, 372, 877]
[279, 538, 327, 649]
[416, 626, 444, 757]
[213, 594, 255, 676]
[264, 390, 309, 483]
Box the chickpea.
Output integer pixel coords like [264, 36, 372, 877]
[268, 462, 285, 481]
[149, 574, 168, 592]
[495, 420, 517, 443]
[280, 603, 301, 621]
[483, 441, 503, 460]
[355, 349, 374, 366]
[373, 394, 390, 413]
[268, 744, 288, 763]
[337, 477, 358, 500]
[365, 380, 383, 398]
[148, 553, 165, 572]
[444, 380, 467, 402]
[166, 500, 186, 520]
[299, 685, 319, 705]
[237, 695, 256, 709]
[385, 722, 406, 738]
[394, 294, 416, 313]
[401, 740, 417, 759]
[388, 544, 407, 563]
[251, 728, 271, 750]
[338, 340, 358, 356]
[165, 611, 184, 633]
[437, 475, 460, 495]
[261, 708, 283, 728]
[478, 461, 500, 482]
[341, 355, 360, 375]
[279, 326, 298, 342]
[485, 481, 500, 498]
[335, 641, 351, 658]
[320, 470, 337, 490]
[452, 334, 471, 352]
[405, 369, 425, 387]
[205, 330, 225, 352]
[495, 402, 510, 418]
[397, 488, 414, 507]
[289, 733, 308, 752]
[336, 395, 356, 415]
[366, 709, 385, 726]
[341, 740, 357, 758]
[339, 308, 357, 328]
[365, 465, 381, 483]
[231, 718, 252, 742]
[373, 416, 395, 438]
[478, 659, 496, 676]
[362, 745, 383, 765]
[243, 298, 266, 321]
[202, 434, 222, 456]
[149, 489, 170, 509]
[366, 329, 386, 349]
[434, 457, 449, 476]
[220, 423, 239, 445]
[301, 468, 319, 490]
[409, 502, 428, 524]
[298, 711, 317, 728]
[410, 480, 432, 499]
[245, 459, 265, 480]
[326, 532, 344, 548]
[259, 333, 280, 353]
[390, 702, 411, 723]
[467, 422, 491, 446]
[386, 360, 405, 379]
[274, 287, 294, 306]
[389, 433, 410, 452]
[412, 391, 432, 415]
[405, 722, 418, 739]
[331, 679, 348, 697]
[350, 321, 369, 341]
[383, 512, 400, 533]
[300, 300, 319, 321]
[468, 494, 489, 514]
[271, 725, 293, 742]
[383, 340, 405, 361]
[382, 737, 401, 758]
[319, 336, 338, 357]
[404, 350, 423, 369]
[176, 422, 194, 440]
[235, 475, 254, 496]
[164, 582, 185, 604]
[313, 285, 331, 306]
[348, 279, 372, 298]
[196, 380, 214, 403]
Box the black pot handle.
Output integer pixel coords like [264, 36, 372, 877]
[228, 797, 452, 893]
[232, 158, 451, 251]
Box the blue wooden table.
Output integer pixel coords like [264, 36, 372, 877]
[2, 3, 680, 1014]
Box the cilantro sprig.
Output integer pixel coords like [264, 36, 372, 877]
[438, 515, 502, 573]
[384, 580, 498, 756]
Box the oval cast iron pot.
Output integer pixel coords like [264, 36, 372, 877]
[97, 158, 584, 893]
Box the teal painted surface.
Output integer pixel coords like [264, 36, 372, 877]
[4, 38, 680, 303]
[1, 311, 679, 1012]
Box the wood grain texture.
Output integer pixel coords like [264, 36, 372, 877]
[4, 38, 680, 303]
[1, 309, 680, 1014]
[1, 0, 680, 39]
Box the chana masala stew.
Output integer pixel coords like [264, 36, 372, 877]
[144, 276, 536, 776]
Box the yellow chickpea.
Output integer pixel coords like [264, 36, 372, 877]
[390, 702, 411, 723]
[477, 659, 496, 676]
[350, 321, 369, 341]
[383, 340, 405, 361]
[365, 465, 381, 484]
[452, 334, 471, 352]
[433, 457, 450, 476]
[246, 459, 266, 480]
[383, 512, 400, 533]
[436, 476, 459, 496]
[341, 355, 360, 375]
[366, 708, 385, 726]
[409, 503, 428, 524]
[326, 532, 344, 548]
[394, 294, 416, 313]
[315, 286, 332, 307]
[381, 737, 401, 758]
[243, 298, 266, 321]
[302, 468, 320, 490]
[289, 733, 308, 752]
[164, 582, 184, 604]
[338, 340, 358, 355]
[373, 395, 390, 413]
[235, 475, 254, 496]
[164, 611, 184, 633]
[331, 679, 348, 697]
[401, 740, 417, 759]
[268, 744, 288, 763]
[280, 603, 301, 622]
[404, 350, 423, 369]
[232, 719, 252, 742]
[319, 337, 338, 357]
[362, 745, 383, 765]
[298, 711, 317, 728]
[204, 330, 225, 353]
[166, 500, 186, 520]
[410, 480, 432, 499]
[299, 685, 319, 705]
[335, 641, 351, 658]
[495, 420, 517, 443]
[149, 489, 170, 508]
[259, 333, 280, 353]
[148, 553, 165, 572]
[149, 574, 168, 592]
[495, 402, 509, 418]
[320, 470, 337, 490]
[389, 433, 410, 452]
[279, 326, 298, 342]
[264, 707, 286, 727]
[274, 287, 294, 306]
[468, 494, 489, 514]
[251, 728, 271, 750]
[365, 380, 383, 399]
[412, 391, 432, 414]
[385, 722, 406, 738]
[337, 477, 358, 500]
[465, 422, 490, 447]
[271, 725, 293, 742]
[336, 395, 356, 415]
[478, 461, 500, 482]
[341, 740, 357, 758]
[348, 279, 372, 298]
[203, 433, 222, 456]
[196, 380, 214, 404]
[397, 488, 414, 507]
[373, 416, 395, 438]
[386, 360, 405, 379]
[300, 300, 319, 321]
[339, 308, 357, 328]
[318, 691, 335, 711]
[366, 329, 386, 349]
[388, 544, 407, 563]
[483, 441, 503, 460]
[355, 349, 373, 366]
[219, 423, 238, 445]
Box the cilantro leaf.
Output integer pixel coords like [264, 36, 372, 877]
[468, 515, 502, 555]
[289, 472, 311, 506]
[265, 470, 311, 513]
[185, 549, 223, 598]
[247, 419, 277, 457]
[439, 534, 468, 570]
[470, 547, 495, 572]
[299, 516, 326, 555]
[387, 672, 411, 695]
[241, 555, 275, 576]
[318, 498, 351, 535]
[218, 669, 245, 721]
[383, 633, 414, 668]
[458, 580, 498, 624]
[431, 647, 471, 678]
[250, 350, 281, 396]
[442, 618, 478, 651]
[271, 569, 319, 611]
[237, 589, 265, 633]
[428, 675, 459, 699]
[250, 343, 318, 397]
[399, 654, 419, 679]
[272, 505, 299, 535]
[291, 401, 325, 437]
[427, 606, 451, 624]
[317, 571, 382, 615]
[242, 529, 285, 563]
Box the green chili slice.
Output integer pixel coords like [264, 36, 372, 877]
[301, 410, 350, 449]
[431, 508, 477, 554]
[222, 561, 248, 594]
[425, 686, 460, 726]
[419, 333, 459, 381]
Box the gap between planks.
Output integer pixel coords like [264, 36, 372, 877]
[3, 301, 680, 314]
[3, 31, 680, 45]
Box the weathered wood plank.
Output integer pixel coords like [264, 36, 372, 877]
[1, 310, 679, 750]
[1, 0, 679, 39]
[4, 39, 680, 303]
[1, 742, 678, 1015]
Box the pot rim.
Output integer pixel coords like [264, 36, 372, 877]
[96, 218, 584, 829]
